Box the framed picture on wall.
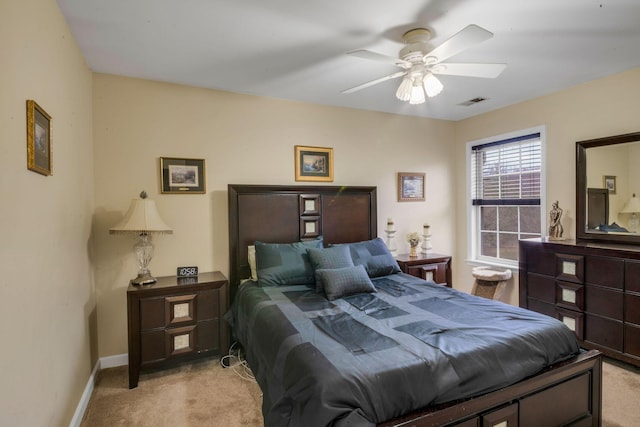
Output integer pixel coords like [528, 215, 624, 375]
[26, 100, 52, 176]
[294, 145, 334, 182]
[603, 175, 616, 194]
[398, 172, 425, 202]
[160, 157, 206, 194]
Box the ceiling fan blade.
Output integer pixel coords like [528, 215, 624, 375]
[341, 71, 407, 94]
[432, 63, 506, 78]
[346, 49, 411, 69]
[424, 24, 493, 64]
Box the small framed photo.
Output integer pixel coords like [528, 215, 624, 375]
[398, 172, 425, 202]
[160, 157, 206, 194]
[294, 145, 333, 182]
[603, 175, 616, 194]
[26, 100, 52, 176]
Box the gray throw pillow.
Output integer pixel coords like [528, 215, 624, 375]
[316, 265, 376, 301]
[307, 245, 355, 293]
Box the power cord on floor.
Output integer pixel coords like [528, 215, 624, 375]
[220, 341, 257, 383]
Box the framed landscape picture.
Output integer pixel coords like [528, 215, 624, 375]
[294, 145, 333, 182]
[160, 157, 206, 194]
[603, 175, 616, 194]
[26, 100, 52, 176]
[398, 172, 425, 202]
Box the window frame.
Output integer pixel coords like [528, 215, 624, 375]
[466, 126, 547, 268]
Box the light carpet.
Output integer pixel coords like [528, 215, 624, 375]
[81, 356, 640, 426]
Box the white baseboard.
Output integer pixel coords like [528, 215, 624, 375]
[100, 353, 128, 369]
[68, 353, 128, 427]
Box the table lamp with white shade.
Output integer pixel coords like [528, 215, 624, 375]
[110, 191, 173, 285]
[620, 193, 640, 233]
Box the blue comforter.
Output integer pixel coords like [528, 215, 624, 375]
[227, 272, 580, 426]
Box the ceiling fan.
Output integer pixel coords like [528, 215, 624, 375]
[342, 24, 506, 105]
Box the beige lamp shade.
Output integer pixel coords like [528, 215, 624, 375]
[110, 192, 172, 234]
[621, 193, 640, 215]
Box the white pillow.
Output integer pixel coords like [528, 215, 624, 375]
[248, 245, 258, 281]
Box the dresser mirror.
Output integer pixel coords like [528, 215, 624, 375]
[576, 131, 640, 244]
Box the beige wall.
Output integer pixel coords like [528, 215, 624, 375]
[92, 74, 457, 357]
[455, 68, 640, 305]
[4, 1, 640, 423]
[0, 1, 94, 426]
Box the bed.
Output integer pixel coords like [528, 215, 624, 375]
[227, 184, 602, 427]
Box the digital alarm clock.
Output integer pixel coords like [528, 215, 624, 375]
[176, 266, 198, 278]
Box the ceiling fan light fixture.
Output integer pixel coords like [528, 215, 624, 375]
[423, 73, 443, 98]
[395, 76, 413, 102]
[409, 78, 426, 105]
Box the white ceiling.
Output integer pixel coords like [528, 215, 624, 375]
[57, 0, 640, 121]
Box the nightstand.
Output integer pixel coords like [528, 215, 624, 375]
[126, 271, 229, 388]
[395, 253, 452, 287]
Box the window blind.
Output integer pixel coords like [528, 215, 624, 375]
[471, 133, 541, 206]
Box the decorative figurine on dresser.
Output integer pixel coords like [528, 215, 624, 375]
[548, 200, 564, 240]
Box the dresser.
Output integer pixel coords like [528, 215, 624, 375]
[519, 238, 640, 366]
[127, 271, 229, 388]
[395, 252, 452, 287]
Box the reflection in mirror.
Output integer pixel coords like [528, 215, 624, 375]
[586, 142, 640, 232]
[577, 132, 640, 244]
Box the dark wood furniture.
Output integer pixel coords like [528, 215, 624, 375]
[576, 131, 640, 244]
[127, 271, 229, 388]
[520, 237, 640, 367]
[228, 184, 602, 427]
[395, 252, 452, 287]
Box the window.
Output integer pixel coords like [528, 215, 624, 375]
[467, 128, 545, 266]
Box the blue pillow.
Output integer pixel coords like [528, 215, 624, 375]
[316, 265, 376, 301]
[307, 246, 355, 293]
[338, 237, 401, 278]
[255, 239, 323, 287]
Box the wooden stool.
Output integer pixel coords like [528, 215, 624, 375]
[471, 266, 512, 302]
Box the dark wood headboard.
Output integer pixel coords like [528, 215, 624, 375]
[228, 184, 377, 298]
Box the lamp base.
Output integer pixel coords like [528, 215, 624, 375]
[131, 273, 157, 285]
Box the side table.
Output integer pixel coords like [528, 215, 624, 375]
[127, 271, 229, 388]
[395, 253, 452, 287]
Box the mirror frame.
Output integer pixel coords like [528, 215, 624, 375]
[576, 131, 640, 244]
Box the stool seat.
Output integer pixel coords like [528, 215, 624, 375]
[471, 267, 512, 281]
[471, 266, 513, 301]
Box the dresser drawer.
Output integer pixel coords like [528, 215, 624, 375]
[556, 281, 584, 311]
[585, 256, 623, 289]
[557, 307, 584, 340]
[585, 285, 622, 320]
[527, 274, 555, 303]
[585, 314, 623, 351]
[624, 324, 640, 357]
[555, 253, 584, 283]
[626, 260, 640, 293]
[625, 293, 640, 325]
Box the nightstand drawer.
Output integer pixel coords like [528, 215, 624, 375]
[140, 319, 221, 363]
[139, 290, 220, 331]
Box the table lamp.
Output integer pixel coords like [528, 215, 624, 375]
[620, 193, 640, 233]
[110, 191, 173, 284]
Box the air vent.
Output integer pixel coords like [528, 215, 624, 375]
[459, 97, 487, 106]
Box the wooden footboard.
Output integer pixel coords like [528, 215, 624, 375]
[379, 349, 602, 427]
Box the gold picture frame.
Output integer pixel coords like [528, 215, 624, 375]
[294, 145, 334, 182]
[160, 157, 206, 194]
[398, 172, 425, 202]
[26, 100, 52, 176]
